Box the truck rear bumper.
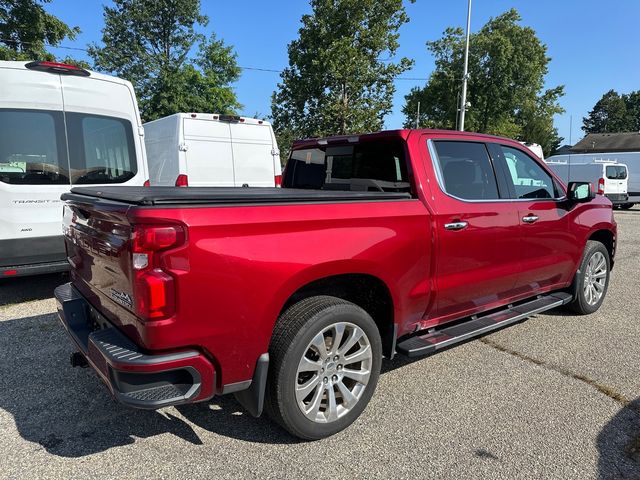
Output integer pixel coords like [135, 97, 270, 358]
[54, 283, 216, 409]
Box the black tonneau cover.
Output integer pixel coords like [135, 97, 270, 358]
[63, 186, 412, 206]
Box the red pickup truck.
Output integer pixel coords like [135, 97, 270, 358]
[55, 129, 616, 440]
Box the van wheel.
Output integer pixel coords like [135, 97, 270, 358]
[568, 240, 610, 315]
[265, 296, 382, 440]
[620, 203, 634, 210]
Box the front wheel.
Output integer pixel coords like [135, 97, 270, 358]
[620, 203, 634, 210]
[568, 240, 611, 314]
[265, 296, 382, 440]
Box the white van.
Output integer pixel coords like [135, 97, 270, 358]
[0, 61, 148, 277]
[545, 160, 629, 206]
[519, 141, 544, 160]
[144, 113, 281, 187]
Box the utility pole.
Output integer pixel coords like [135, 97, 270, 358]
[458, 0, 472, 131]
[415, 101, 420, 129]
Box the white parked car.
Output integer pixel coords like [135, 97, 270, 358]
[0, 60, 149, 277]
[143, 113, 282, 187]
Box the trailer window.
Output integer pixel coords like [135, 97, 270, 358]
[284, 140, 411, 193]
[0, 110, 69, 185]
[67, 114, 137, 184]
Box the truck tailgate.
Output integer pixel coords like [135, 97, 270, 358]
[62, 196, 136, 322]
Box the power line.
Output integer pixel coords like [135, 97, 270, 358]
[0, 38, 429, 81]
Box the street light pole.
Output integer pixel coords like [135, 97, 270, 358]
[458, 0, 472, 131]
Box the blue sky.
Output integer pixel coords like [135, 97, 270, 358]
[47, 0, 640, 144]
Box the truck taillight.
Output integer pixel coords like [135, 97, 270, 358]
[175, 174, 189, 187]
[274, 174, 282, 187]
[131, 225, 185, 321]
[597, 178, 605, 195]
[135, 269, 175, 320]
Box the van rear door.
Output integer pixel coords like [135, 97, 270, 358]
[229, 123, 276, 187]
[60, 75, 147, 186]
[0, 65, 69, 268]
[183, 118, 234, 186]
[604, 165, 628, 196]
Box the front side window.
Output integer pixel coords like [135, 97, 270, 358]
[501, 146, 556, 199]
[432, 141, 500, 200]
[67, 113, 137, 184]
[606, 165, 627, 180]
[0, 109, 69, 185]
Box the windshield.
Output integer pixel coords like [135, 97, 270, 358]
[606, 165, 627, 180]
[284, 139, 411, 193]
[0, 109, 136, 185]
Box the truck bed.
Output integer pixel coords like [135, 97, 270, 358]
[62, 186, 412, 206]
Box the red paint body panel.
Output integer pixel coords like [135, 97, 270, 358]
[61, 128, 617, 392]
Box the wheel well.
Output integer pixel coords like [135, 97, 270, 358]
[589, 230, 615, 266]
[282, 274, 395, 357]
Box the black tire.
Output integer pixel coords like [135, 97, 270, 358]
[568, 240, 611, 315]
[265, 295, 382, 440]
[620, 203, 634, 210]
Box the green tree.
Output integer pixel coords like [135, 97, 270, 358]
[583, 89, 640, 133]
[271, 0, 413, 153]
[0, 0, 80, 61]
[403, 9, 564, 156]
[89, 0, 241, 122]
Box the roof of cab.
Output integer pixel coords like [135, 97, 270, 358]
[292, 128, 525, 150]
[0, 60, 132, 87]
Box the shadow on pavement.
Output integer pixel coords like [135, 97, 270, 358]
[0, 312, 297, 457]
[597, 398, 640, 479]
[0, 273, 67, 306]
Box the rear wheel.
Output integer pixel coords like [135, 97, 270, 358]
[568, 240, 610, 314]
[265, 296, 382, 440]
[620, 203, 634, 210]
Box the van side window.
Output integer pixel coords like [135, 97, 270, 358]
[0, 109, 69, 185]
[432, 141, 500, 200]
[501, 146, 556, 199]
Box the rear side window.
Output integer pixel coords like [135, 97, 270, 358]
[284, 140, 411, 193]
[0, 109, 69, 184]
[606, 165, 627, 180]
[432, 141, 500, 200]
[501, 146, 556, 199]
[67, 114, 137, 184]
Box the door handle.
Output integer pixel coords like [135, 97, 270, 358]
[444, 221, 468, 231]
[522, 214, 539, 223]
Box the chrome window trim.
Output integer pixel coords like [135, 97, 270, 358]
[426, 139, 567, 204]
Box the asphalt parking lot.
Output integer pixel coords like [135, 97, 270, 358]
[1, 208, 639, 480]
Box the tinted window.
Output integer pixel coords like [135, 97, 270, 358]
[606, 165, 627, 180]
[67, 114, 137, 184]
[432, 141, 500, 200]
[284, 140, 410, 193]
[501, 146, 556, 199]
[0, 110, 69, 184]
